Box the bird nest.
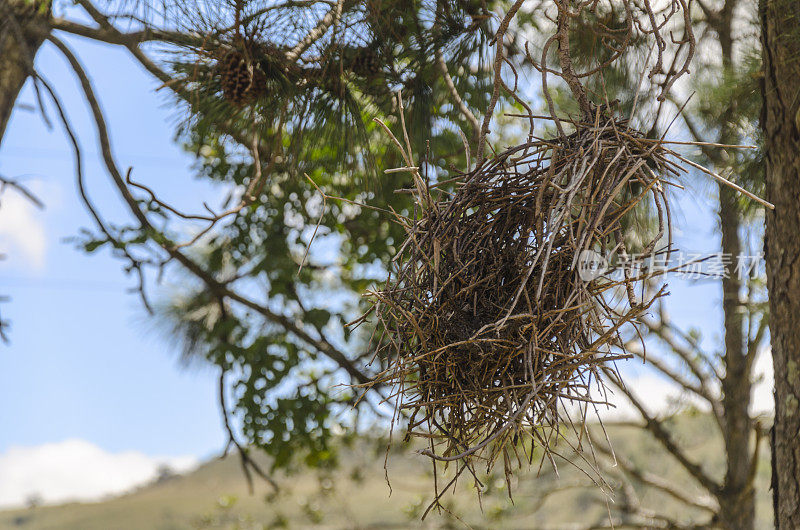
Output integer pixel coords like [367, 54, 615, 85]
[366, 114, 678, 493]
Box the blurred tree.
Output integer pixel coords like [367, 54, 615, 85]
[0, 1, 784, 528]
[518, 0, 770, 527]
[0, 0, 51, 144]
[0, 0, 533, 479]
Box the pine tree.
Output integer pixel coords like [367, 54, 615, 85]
[0, 0, 521, 472]
[761, 0, 800, 525]
[529, 1, 769, 526]
[0, 0, 50, 144]
[0, 2, 789, 524]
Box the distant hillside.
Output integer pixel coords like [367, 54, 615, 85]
[0, 415, 773, 529]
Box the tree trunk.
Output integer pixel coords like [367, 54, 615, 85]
[715, 7, 755, 526]
[0, 0, 51, 147]
[718, 186, 756, 530]
[761, 0, 800, 527]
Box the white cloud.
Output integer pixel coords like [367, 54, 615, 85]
[580, 348, 776, 421]
[0, 439, 198, 509]
[751, 348, 775, 415]
[0, 180, 51, 270]
[585, 373, 709, 421]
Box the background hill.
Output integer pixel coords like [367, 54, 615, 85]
[0, 414, 773, 529]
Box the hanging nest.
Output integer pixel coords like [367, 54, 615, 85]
[366, 112, 681, 495]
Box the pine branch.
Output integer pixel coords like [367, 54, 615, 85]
[285, 0, 343, 62]
[47, 34, 374, 387]
[434, 47, 479, 141]
[51, 16, 199, 46]
[55, 7, 271, 160]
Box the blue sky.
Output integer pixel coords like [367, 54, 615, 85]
[0, 23, 772, 508]
[0, 33, 227, 459]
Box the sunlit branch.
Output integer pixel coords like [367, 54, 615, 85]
[590, 432, 719, 512]
[603, 368, 722, 496]
[47, 34, 374, 388]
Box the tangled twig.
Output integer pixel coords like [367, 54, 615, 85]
[364, 105, 690, 505]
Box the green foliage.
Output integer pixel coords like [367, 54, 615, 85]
[168, 0, 497, 181]
[68, 0, 770, 481]
[73, 0, 531, 472]
[693, 50, 766, 213]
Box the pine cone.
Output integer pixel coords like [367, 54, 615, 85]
[218, 48, 266, 106]
[348, 49, 382, 77]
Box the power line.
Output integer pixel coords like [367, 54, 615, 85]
[1, 276, 130, 293]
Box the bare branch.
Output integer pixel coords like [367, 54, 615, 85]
[218, 367, 278, 492]
[603, 368, 722, 496]
[475, 0, 525, 163]
[47, 34, 373, 387]
[285, 0, 343, 62]
[434, 48, 479, 143]
[35, 73, 154, 312]
[624, 340, 721, 420]
[591, 433, 719, 512]
[554, 0, 592, 117]
[0, 174, 44, 209]
[643, 314, 720, 386]
[636, 316, 725, 428]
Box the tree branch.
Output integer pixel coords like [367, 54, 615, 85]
[475, 0, 525, 163]
[643, 314, 720, 385]
[218, 367, 278, 492]
[56, 6, 272, 161]
[47, 34, 373, 387]
[50, 16, 199, 47]
[624, 341, 721, 421]
[434, 47, 479, 142]
[0, 174, 44, 209]
[591, 433, 719, 512]
[637, 317, 725, 428]
[285, 0, 342, 62]
[603, 368, 723, 496]
[35, 72, 154, 312]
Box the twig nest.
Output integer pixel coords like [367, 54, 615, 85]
[369, 116, 676, 492]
